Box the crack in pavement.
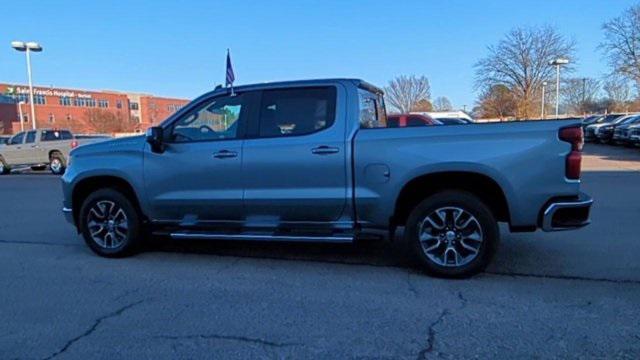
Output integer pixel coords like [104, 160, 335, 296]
[416, 309, 450, 359]
[407, 270, 419, 297]
[155, 333, 301, 348]
[485, 270, 640, 285]
[41, 299, 147, 360]
[0, 239, 79, 247]
[416, 290, 468, 359]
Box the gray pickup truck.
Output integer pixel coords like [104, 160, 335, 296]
[0, 129, 107, 175]
[61, 79, 592, 277]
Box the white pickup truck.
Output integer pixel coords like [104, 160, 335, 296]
[0, 129, 109, 175]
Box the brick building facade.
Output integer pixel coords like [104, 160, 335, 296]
[0, 83, 189, 134]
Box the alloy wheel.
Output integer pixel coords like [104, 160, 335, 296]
[86, 200, 129, 249]
[418, 206, 484, 267]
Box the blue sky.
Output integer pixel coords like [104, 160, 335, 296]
[0, 0, 635, 108]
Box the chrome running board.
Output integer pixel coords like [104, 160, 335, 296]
[169, 232, 354, 243]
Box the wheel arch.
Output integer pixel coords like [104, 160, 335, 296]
[392, 171, 511, 227]
[72, 175, 146, 229]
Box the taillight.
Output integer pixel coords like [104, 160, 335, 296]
[559, 126, 583, 180]
[70, 140, 79, 149]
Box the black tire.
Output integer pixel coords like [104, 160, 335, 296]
[0, 157, 9, 175]
[79, 188, 142, 257]
[405, 190, 499, 278]
[49, 153, 66, 175]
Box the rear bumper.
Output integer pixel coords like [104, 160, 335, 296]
[541, 193, 593, 232]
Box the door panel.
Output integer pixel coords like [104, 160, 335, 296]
[242, 85, 348, 223]
[1, 132, 26, 165]
[143, 140, 244, 221]
[143, 91, 255, 222]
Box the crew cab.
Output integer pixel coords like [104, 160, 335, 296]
[0, 129, 108, 175]
[61, 79, 593, 277]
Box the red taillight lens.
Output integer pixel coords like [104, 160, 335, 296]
[70, 140, 79, 149]
[559, 126, 583, 151]
[559, 126, 583, 180]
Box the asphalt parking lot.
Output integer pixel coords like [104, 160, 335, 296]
[1, 143, 639, 359]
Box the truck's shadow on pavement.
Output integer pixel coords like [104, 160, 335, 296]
[147, 235, 419, 270]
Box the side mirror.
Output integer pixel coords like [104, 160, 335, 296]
[146, 126, 164, 153]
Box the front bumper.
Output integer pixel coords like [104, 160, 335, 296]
[541, 193, 593, 232]
[62, 207, 74, 225]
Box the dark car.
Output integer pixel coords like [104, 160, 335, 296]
[582, 115, 603, 129]
[612, 115, 640, 145]
[595, 114, 638, 143]
[387, 114, 441, 127]
[584, 114, 624, 142]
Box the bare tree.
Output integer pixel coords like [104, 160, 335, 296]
[384, 75, 431, 113]
[475, 26, 575, 118]
[603, 76, 633, 112]
[432, 96, 453, 111]
[601, 5, 640, 90]
[83, 109, 135, 133]
[561, 77, 601, 114]
[475, 84, 516, 120]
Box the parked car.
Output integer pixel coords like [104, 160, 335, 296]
[612, 115, 640, 145]
[627, 124, 640, 146]
[0, 129, 108, 175]
[61, 78, 592, 278]
[387, 114, 441, 127]
[584, 114, 624, 142]
[594, 114, 638, 143]
[582, 115, 604, 129]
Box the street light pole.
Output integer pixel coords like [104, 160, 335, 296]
[541, 82, 547, 119]
[11, 41, 43, 130]
[549, 58, 569, 118]
[17, 101, 25, 132]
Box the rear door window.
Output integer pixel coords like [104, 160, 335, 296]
[358, 89, 387, 128]
[256, 87, 336, 138]
[25, 131, 36, 143]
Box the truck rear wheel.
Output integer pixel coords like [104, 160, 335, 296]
[49, 153, 66, 175]
[79, 188, 142, 257]
[405, 190, 499, 278]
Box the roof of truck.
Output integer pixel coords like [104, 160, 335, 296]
[211, 78, 384, 95]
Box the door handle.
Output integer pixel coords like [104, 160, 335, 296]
[311, 146, 339, 155]
[213, 150, 238, 159]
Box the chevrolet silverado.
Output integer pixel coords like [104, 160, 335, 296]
[61, 79, 593, 277]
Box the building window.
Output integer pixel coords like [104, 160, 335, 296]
[86, 98, 96, 107]
[132, 115, 140, 123]
[74, 98, 87, 107]
[116, 100, 122, 109]
[129, 102, 139, 110]
[33, 95, 46, 105]
[59, 97, 72, 106]
[11, 93, 30, 103]
[48, 113, 55, 123]
[98, 99, 109, 108]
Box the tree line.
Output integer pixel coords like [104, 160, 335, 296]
[384, 3, 640, 120]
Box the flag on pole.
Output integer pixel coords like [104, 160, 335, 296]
[225, 49, 235, 88]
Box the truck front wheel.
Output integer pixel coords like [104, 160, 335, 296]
[405, 190, 499, 278]
[49, 153, 66, 175]
[79, 188, 142, 257]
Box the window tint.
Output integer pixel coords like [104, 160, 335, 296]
[407, 116, 428, 127]
[41, 130, 72, 141]
[257, 87, 336, 137]
[358, 89, 387, 128]
[25, 131, 36, 143]
[10, 132, 25, 145]
[171, 94, 246, 142]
